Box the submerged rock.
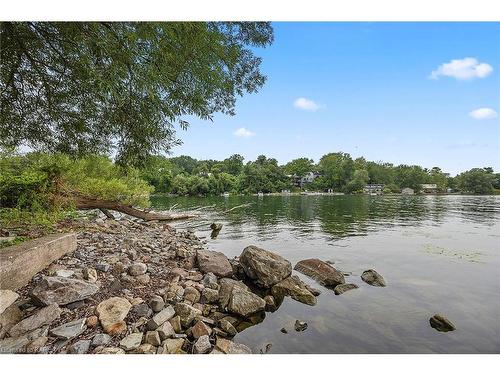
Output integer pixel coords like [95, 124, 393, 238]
[334, 283, 359, 295]
[361, 269, 386, 287]
[294, 320, 308, 332]
[271, 275, 317, 306]
[429, 314, 456, 332]
[239, 245, 292, 288]
[30, 276, 99, 306]
[196, 250, 233, 277]
[294, 259, 345, 287]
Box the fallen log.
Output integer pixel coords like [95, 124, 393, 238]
[73, 196, 198, 222]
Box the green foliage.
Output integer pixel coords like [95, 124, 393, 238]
[284, 158, 314, 178]
[1, 22, 274, 166]
[455, 168, 494, 194]
[318, 152, 354, 191]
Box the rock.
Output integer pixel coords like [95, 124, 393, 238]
[294, 320, 308, 332]
[146, 305, 176, 330]
[30, 276, 99, 306]
[128, 262, 147, 276]
[50, 318, 86, 340]
[271, 275, 317, 306]
[134, 343, 156, 354]
[54, 269, 74, 278]
[184, 286, 201, 304]
[83, 268, 98, 282]
[157, 321, 175, 340]
[194, 335, 211, 354]
[86, 315, 99, 327]
[136, 274, 150, 284]
[169, 316, 182, 333]
[96, 263, 111, 272]
[145, 330, 161, 346]
[91, 333, 111, 347]
[68, 339, 91, 354]
[201, 273, 219, 289]
[305, 285, 321, 296]
[174, 303, 202, 328]
[196, 250, 233, 277]
[219, 319, 237, 336]
[280, 327, 287, 334]
[210, 223, 223, 231]
[239, 245, 292, 288]
[161, 338, 185, 354]
[25, 336, 48, 353]
[96, 346, 125, 354]
[227, 288, 266, 317]
[202, 288, 219, 303]
[294, 259, 345, 287]
[0, 290, 19, 314]
[132, 303, 153, 318]
[218, 278, 250, 310]
[0, 335, 31, 353]
[66, 300, 86, 310]
[430, 314, 456, 332]
[361, 269, 386, 287]
[0, 304, 22, 339]
[9, 303, 60, 337]
[334, 283, 359, 295]
[191, 320, 212, 339]
[96, 297, 132, 335]
[215, 337, 252, 354]
[119, 332, 143, 351]
[149, 296, 165, 313]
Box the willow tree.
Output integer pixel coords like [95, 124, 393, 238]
[0, 22, 274, 166]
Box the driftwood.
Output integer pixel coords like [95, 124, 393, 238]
[222, 203, 252, 213]
[73, 196, 198, 222]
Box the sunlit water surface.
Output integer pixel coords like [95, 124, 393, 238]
[151, 195, 500, 353]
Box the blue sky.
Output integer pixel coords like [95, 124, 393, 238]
[172, 22, 500, 175]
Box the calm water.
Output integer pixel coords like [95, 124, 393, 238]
[151, 195, 500, 353]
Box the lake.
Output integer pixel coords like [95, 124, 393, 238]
[151, 194, 500, 354]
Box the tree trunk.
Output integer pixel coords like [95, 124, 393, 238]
[73, 196, 197, 221]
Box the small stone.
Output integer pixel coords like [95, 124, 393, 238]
[145, 331, 161, 346]
[119, 332, 143, 351]
[96, 263, 111, 272]
[271, 275, 317, 306]
[430, 314, 456, 332]
[280, 327, 288, 334]
[361, 269, 386, 287]
[97, 346, 125, 354]
[128, 262, 147, 276]
[86, 315, 99, 328]
[201, 273, 219, 290]
[149, 296, 165, 313]
[134, 343, 156, 354]
[294, 320, 308, 332]
[215, 337, 252, 354]
[132, 303, 153, 318]
[83, 268, 98, 282]
[0, 290, 19, 314]
[191, 320, 212, 339]
[161, 338, 185, 354]
[30, 276, 99, 306]
[184, 286, 201, 304]
[68, 339, 91, 354]
[91, 333, 111, 347]
[50, 318, 86, 340]
[25, 336, 48, 353]
[66, 300, 86, 310]
[193, 335, 211, 354]
[174, 303, 202, 328]
[96, 297, 132, 335]
[0, 304, 22, 339]
[334, 283, 359, 295]
[157, 321, 175, 340]
[136, 274, 150, 284]
[263, 295, 277, 312]
[146, 305, 176, 330]
[55, 269, 75, 278]
[202, 288, 219, 303]
[169, 316, 182, 333]
[219, 319, 237, 336]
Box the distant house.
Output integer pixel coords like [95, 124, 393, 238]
[291, 172, 321, 187]
[401, 187, 414, 195]
[420, 184, 438, 194]
[363, 184, 384, 195]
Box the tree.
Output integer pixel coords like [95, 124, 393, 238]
[428, 167, 448, 192]
[284, 158, 314, 177]
[346, 169, 369, 193]
[318, 152, 354, 191]
[393, 165, 427, 192]
[456, 168, 494, 194]
[220, 154, 244, 176]
[1, 22, 274, 166]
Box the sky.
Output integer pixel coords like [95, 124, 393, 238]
[171, 22, 500, 175]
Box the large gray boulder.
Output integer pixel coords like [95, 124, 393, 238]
[239, 246, 292, 288]
[30, 276, 99, 306]
[196, 250, 233, 277]
[218, 278, 250, 310]
[294, 259, 345, 287]
[227, 288, 266, 317]
[271, 275, 317, 306]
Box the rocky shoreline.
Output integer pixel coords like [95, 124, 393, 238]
[0, 212, 453, 354]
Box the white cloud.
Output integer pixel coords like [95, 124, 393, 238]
[429, 57, 493, 80]
[469, 107, 498, 120]
[293, 97, 321, 111]
[233, 127, 255, 137]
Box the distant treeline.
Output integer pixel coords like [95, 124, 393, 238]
[139, 153, 500, 196]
